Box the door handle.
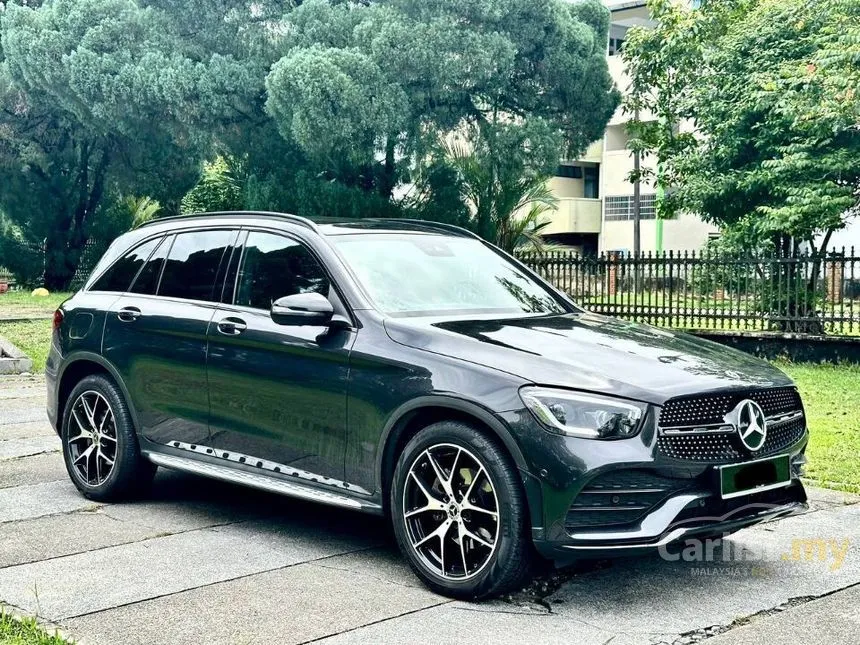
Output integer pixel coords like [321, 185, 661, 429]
[117, 306, 141, 322]
[217, 317, 247, 335]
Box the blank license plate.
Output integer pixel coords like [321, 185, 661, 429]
[719, 455, 791, 499]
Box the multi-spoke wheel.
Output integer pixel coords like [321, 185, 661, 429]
[66, 391, 118, 486]
[392, 421, 533, 599]
[403, 444, 500, 580]
[61, 374, 156, 501]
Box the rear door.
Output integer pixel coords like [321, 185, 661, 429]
[206, 229, 355, 483]
[102, 228, 236, 445]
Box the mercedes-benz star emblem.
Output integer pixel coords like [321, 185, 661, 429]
[733, 399, 768, 451]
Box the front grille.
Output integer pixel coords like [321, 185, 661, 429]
[565, 469, 693, 531]
[656, 387, 806, 463]
[658, 415, 806, 463]
[658, 387, 802, 429]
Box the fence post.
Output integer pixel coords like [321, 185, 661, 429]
[607, 251, 620, 297]
[826, 253, 844, 304]
[713, 247, 726, 302]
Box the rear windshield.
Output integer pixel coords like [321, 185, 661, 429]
[332, 233, 567, 317]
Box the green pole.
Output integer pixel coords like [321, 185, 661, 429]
[655, 163, 665, 253]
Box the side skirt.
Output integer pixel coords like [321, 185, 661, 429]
[142, 441, 383, 514]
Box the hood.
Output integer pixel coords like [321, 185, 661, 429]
[383, 312, 793, 404]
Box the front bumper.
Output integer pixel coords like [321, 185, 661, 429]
[534, 480, 807, 562]
[500, 406, 810, 563]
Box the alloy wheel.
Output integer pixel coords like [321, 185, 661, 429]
[66, 390, 118, 486]
[402, 443, 500, 580]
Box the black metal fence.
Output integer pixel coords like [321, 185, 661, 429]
[69, 239, 109, 290]
[518, 248, 860, 336]
[0, 239, 107, 291]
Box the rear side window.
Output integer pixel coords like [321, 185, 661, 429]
[158, 230, 232, 302]
[90, 238, 161, 293]
[235, 232, 329, 310]
[129, 236, 171, 295]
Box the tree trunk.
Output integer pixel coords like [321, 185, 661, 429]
[41, 140, 111, 290]
[43, 223, 73, 291]
[378, 137, 397, 199]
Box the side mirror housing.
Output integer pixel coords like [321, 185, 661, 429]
[270, 292, 334, 326]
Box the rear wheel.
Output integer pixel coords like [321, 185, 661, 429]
[391, 421, 533, 599]
[61, 374, 156, 501]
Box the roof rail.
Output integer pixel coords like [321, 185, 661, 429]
[394, 219, 480, 239]
[135, 211, 319, 232]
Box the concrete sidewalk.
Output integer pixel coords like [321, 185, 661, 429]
[2, 374, 859, 645]
[706, 584, 860, 645]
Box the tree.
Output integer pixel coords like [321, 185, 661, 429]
[180, 156, 245, 215]
[623, 0, 860, 331]
[263, 0, 619, 216]
[0, 0, 256, 288]
[414, 128, 559, 253]
[623, 0, 860, 254]
[1, 0, 619, 287]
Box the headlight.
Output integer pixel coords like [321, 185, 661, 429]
[520, 387, 647, 439]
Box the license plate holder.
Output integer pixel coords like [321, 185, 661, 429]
[719, 454, 791, 499]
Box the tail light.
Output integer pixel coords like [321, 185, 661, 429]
[52, 309, 64, 331]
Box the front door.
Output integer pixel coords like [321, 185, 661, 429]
[206, 230, 354, 483]
[103, 228, 235, 445]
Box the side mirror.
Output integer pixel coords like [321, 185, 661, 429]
[270, 292, 334, 326]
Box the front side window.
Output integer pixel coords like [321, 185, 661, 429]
[158, 230, 232, 302]
[235, 232, 330, 310]
[333, 234, 568, 317]
[90, 237, 161, 293]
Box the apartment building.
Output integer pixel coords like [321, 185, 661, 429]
[544, 0, 718, 255]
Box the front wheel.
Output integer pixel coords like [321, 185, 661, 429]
[391, 421, 533, 599]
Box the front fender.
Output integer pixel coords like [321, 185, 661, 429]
[374, 394, 544, 531]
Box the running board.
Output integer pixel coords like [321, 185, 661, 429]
[145, 451, 381, 512]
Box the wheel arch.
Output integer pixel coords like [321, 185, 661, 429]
[57, 352, 138, 433]
[377, 396, 531, 504]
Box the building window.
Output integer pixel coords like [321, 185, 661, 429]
[609, 37, 625, 56]
[555, 164, 583, 179]
[583, 166, 599, 199]
[604, 195, 658, 221]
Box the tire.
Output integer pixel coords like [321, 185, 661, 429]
[390, 421, 533, 599]
[61, 374, 156, 502]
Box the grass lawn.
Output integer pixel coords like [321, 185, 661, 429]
[0, 611, 68, 645]
[0, 291, 72, 319]
[777, 361, 860, 494]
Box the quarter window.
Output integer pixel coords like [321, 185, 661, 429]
[158, 230, 232, 302]
[90, 237, 161, 293]
[235, 232, 330, 310]
[129, 236, 170, 295]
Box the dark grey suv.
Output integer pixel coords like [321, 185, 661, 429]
[46, 212, 809, 599]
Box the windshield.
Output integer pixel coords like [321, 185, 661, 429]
[332, 233, 569, 317]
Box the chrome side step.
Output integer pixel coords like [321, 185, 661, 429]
[145, 451, 381, 512]
[163, 440, 372, 496]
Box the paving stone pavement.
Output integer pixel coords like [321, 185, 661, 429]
[1, 374, 859, 644]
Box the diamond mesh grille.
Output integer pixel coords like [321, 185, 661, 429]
[658, 387, 802, 429]
[657, 416, 806, 463]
